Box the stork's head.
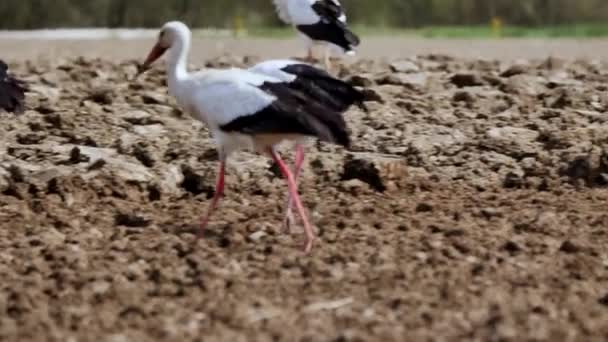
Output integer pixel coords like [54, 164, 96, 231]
[137, 21, 191, 75]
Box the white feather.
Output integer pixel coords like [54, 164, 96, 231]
[274, 0, 321, 26]
[248, 59, 300, 83]
[158, 21, 313, 156]
[272, 0, 293, 24]
[174, 69, 281, 131]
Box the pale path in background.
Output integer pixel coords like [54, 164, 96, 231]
[2, 34, 608, 61]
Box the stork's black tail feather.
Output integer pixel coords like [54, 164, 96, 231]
[234, 81, 351, 148]
[336, 20, 360, 50]
[283, 64, 367, 113]
[308, 0, 360, 53]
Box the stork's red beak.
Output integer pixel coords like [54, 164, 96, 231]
[137, 43, 168, 76]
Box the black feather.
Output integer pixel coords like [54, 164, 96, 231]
[312, 0, 344, 21]
[282, 63, 367, 113]
[0, 60, 26, 114]
[296, 0, 360, 52]
[296, 21, 360, 53]
[220, 82, 350, 148]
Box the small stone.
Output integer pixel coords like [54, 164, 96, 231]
[132, 144, 155, 168]
[181, 165, 212, 196]
[29, 85, 61, 104]
[16, 133, 45, 145]
[122, 110, 153, 125]
[69, 147, 90, 164]
[500, 63, 529, 77]
[415, 203, 434, 213]
[503, 241, 522, 253]
[91, 281, 111, 295]
[342, 158, 385, 192]
[450, 73, 485, 88]
[481, 208, 502, 219]
[87, 87, 114, 105]
[453, 91, 475, 103]
[486, 126, 540, 158]
[87, 159, 107, 171]
[141, 91, 167, 104]
[342, 154, 406, 193]
[114, 212, 151, 228]
[503, 172, 524, 189]
[561, 156, 592, 183]
[341, 179, 371, 195]
[133, 124, 166, 137]
[500, 75, 546, 96]
[559, 240, 581, 254]
[378, 73, 428, 87]
[159, 165, 185, 195]
[598, 293, 608, 306]
[248, 231, 267, 242]
[390, 60, 420, 73]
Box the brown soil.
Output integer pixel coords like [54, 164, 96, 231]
[1, 50, 608, 341]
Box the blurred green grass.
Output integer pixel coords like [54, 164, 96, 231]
[243, 23, 608, 39]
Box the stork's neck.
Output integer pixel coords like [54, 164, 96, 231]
[166, 34, 191, 90]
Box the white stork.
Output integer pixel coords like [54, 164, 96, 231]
[272, 0, 360, 70]
[248, 59, 366, 230]
[138, 21, 354, 253]
[0, 60, 26, 114]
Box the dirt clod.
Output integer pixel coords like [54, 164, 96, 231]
[559, 240, 582, 254]
[1, 53, 607, 341]
[341, 158, 385, 192]
[114, 212, 152, 228]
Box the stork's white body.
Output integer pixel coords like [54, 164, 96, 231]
[164, 31, 305, 157]
[249, 59, 299, 82]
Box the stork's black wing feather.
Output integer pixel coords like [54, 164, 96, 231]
[281, 63, 367, 113]
[311, 0, 343, 22]
[220, 82, 350, 147]
[296, 0, 360, 52]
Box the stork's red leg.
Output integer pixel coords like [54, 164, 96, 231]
[269, 148, 315, 253]
[283, 143, 305, 232]
[198, 160, 226, 238]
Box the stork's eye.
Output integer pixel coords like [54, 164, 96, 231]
[159, 30, 165, 39]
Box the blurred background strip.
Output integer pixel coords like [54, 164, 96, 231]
[1, 0, 608, 38]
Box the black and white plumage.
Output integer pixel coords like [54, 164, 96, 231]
[249, 59, 367, 114]
[138, 21, 355, 253]
[248, 58, 367, 231]
[0, 60, 26, 114]
[219, 79, 350, 147]
[272, 0, 360, 68]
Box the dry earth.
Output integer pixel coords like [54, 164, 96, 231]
[1, 39, 608, 341]
[2, 36, 608, 61]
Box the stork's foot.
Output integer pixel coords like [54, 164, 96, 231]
[282, 208, 298, 234]
[303, 234, 314, 254]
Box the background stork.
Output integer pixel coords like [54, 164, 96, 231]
[272, 0, 361, 71]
